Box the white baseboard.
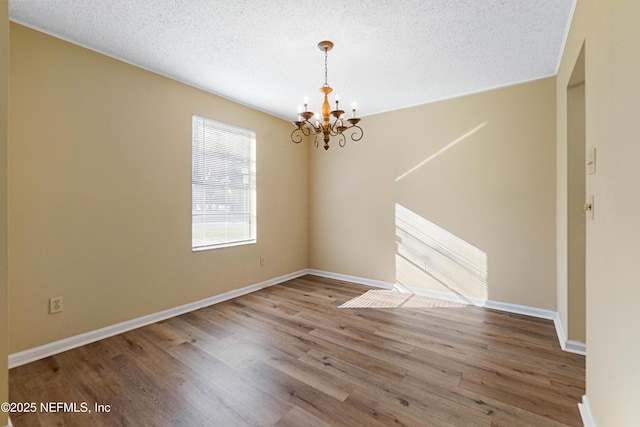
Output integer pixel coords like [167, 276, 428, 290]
[578, 395, 597, 427]
[312, 270, 587, 355]
[482, 299, 556, 320]
[394, 282, 483, 306]
[553, 313, 587, 356]
[289, 270, 588, 358]
[565, 339, 587, 355]
[309, 269, 558, 321]
[9, 268, 585, 368]
[306, 269, 394, 290]
[8, 270, 308, 368]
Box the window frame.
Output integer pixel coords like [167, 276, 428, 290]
[191, 115, 257, 251]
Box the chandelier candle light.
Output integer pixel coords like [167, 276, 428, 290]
[291, 41, 363, 150]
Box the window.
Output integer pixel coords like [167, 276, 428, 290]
[192, 115, 256, 250]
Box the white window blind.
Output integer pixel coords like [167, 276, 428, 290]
[192, 115, 256, 250]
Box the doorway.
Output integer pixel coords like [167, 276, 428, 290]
[566, 44, 586, 344]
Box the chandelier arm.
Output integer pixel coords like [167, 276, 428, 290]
[329, 119, 347, 136]
[302, 123, 315, 135]
[299, 125, 310, 136]
[348, 125, 364, 142]
[348, 125, 364, 141]
[300, 121, 320, 136]
[290, 128, 305, 144]
[337, 133, 347, 148]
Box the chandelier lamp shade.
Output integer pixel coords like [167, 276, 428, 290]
[291, 41, 363, 150]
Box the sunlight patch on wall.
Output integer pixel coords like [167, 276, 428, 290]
[395, 204, 488, 305]
[395, 122, 486, 182]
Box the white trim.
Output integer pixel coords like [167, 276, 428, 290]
[307, 269, 394, 290]
[394, 283, 486, 307]
[565, 339, 586, 355]
[9, 268, 586, 368]
[312, 270, 587, 356]
[578, 395, 597, 427]
[367, 74, 558, 118]
[393, 283, 475, 305]
[554, 312, 568, 347]
[482, 299, 556, 320]
[4, 416, 12, 427]
[192, 238, 257, 252]
[310, 270, 561, 322]
[8, 270, 307, 368]
[553, 313, 587, 355]
[312, 270, 590, 357]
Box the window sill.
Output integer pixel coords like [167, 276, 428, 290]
[192, 239, 257, 252]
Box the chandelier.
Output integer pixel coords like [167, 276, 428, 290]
[291, 41, 363, 150]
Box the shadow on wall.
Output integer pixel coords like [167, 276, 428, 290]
[395, 203, 488, 306]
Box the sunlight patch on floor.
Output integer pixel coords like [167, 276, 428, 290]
[339, 289, 467, 309]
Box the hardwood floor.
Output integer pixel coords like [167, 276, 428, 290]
[9, 275, 585, 426]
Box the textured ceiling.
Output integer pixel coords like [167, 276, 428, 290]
[9, 0, 575, 121]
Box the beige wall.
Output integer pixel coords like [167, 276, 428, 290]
[0, 1, 8, 426]
[310, 78, 557, 310]
[9, 3, 640, 424]
[8, 24, 308, 352]
[557, 0, 640, 424]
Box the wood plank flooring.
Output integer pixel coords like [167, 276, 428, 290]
[9, 275, 585, 426]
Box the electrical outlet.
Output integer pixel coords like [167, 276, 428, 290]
[49, 296, 63, 314]
[260, 256, 265, 266]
